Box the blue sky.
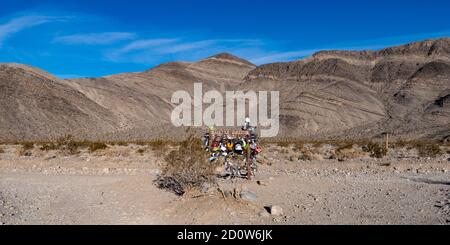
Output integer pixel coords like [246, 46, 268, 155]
[1, 0, 450, 78]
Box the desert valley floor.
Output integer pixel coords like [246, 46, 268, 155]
[1, 143, 449, 225]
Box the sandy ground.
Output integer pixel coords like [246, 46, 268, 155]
[0, 144, 449, 225]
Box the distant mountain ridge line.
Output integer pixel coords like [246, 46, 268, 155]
[0, 38, 449, 141]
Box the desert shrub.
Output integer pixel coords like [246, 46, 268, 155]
[297, 147, 323, 161]
[109, 141, 131, 146]
[298, 152, 312, 161]
[148, 139, 168, 158]
[56, 135, 84, 155]
[18, 142, 34, 156]
[363, 142, 387, 158]
[277, 141, 291, 147]
[0, 147, 4, 154]
[39, 142, 58, 151]
[293, 142, 304, 152]
[331, 143, 359, 161]
[149, 139, 166, 151]
[333, 149, 366, 161]
[116, 141, 129, 146]
[336, 143, 354, 151]
[134, 140, 147, 146]
[88, 142, 108, 152]
[312, 141, 324, 148]
[394, 139, 408, 148]
[136, 148, 145, 154]
[415, 143, 443, 158]
[155, 134, 217, 196]
[21, 142, 34, 151]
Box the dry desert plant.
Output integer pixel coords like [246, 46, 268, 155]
[414, 142, 443, 158]
[277, 141, 291, 148]
[54, 135, 88, 155]
[292, 141, 305, 152]
[39, 142, 58, 151]
[393, 139, 408, 148]
[148, 139, 166, 151]
[18, 142, 34, 156]
[362, 142, 387, 158]
[88, 142, 108, 152]
[155, 133, 218, 196]
[331, 143, 364, 161]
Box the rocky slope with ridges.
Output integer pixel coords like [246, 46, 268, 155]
[0, 64, 118, 141]
[1, 39, 449, 141]
[243, 38, 450, 140]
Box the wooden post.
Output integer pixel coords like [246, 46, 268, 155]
[246, 139, 252, 180]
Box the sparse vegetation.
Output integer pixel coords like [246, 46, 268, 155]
[415, 142, 443, 158]
[148, 139, 169, 158]
[297, 147, 322, 161]
[298, 152, 312, 161]
[0, 147, 4, 154]
[4, 137, 446, 162]
[312, 141, 324, 148]
[363, 142, 387, 158]
[18, 142, 34, 156]
[149, 139, 166, 151]
[394, 139, 408, 148]
[337, 143, 354, 151]
[155, 133, 218, 196]
[55, 135, 86, 155]
[292, 142, 304, 152]
[134, 140, 147, 146]
[88, 142, 108, 152]
[277, 141, 291, 147]
[333, 143, 362, 161]
[21, 142, 34, 151]
[39, 142, 58, 151]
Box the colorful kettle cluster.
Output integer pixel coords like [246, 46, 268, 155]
[202, 118, 262, 178]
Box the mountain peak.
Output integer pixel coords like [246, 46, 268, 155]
[312, 38, 450, 60]
[203, 52, 256, 67]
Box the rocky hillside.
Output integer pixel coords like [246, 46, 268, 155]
[0, 64, 118, 141]
[62, 53, 256, 140]
[242, 38, 450, 140]
[0, 39, 449, 141]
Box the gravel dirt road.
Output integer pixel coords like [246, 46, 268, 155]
[1, 144, 449, 225]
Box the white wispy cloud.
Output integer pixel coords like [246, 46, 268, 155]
[105, 38, 265, 64]
[54, 32, 137, 45]
[104, 38, 179, 62]
[101, 30, 450, 66]
[249, 49, 318, 64]
[0, 14, 65, 47]
[158, 40, 216, 53]
[121, 38, 179, 52]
